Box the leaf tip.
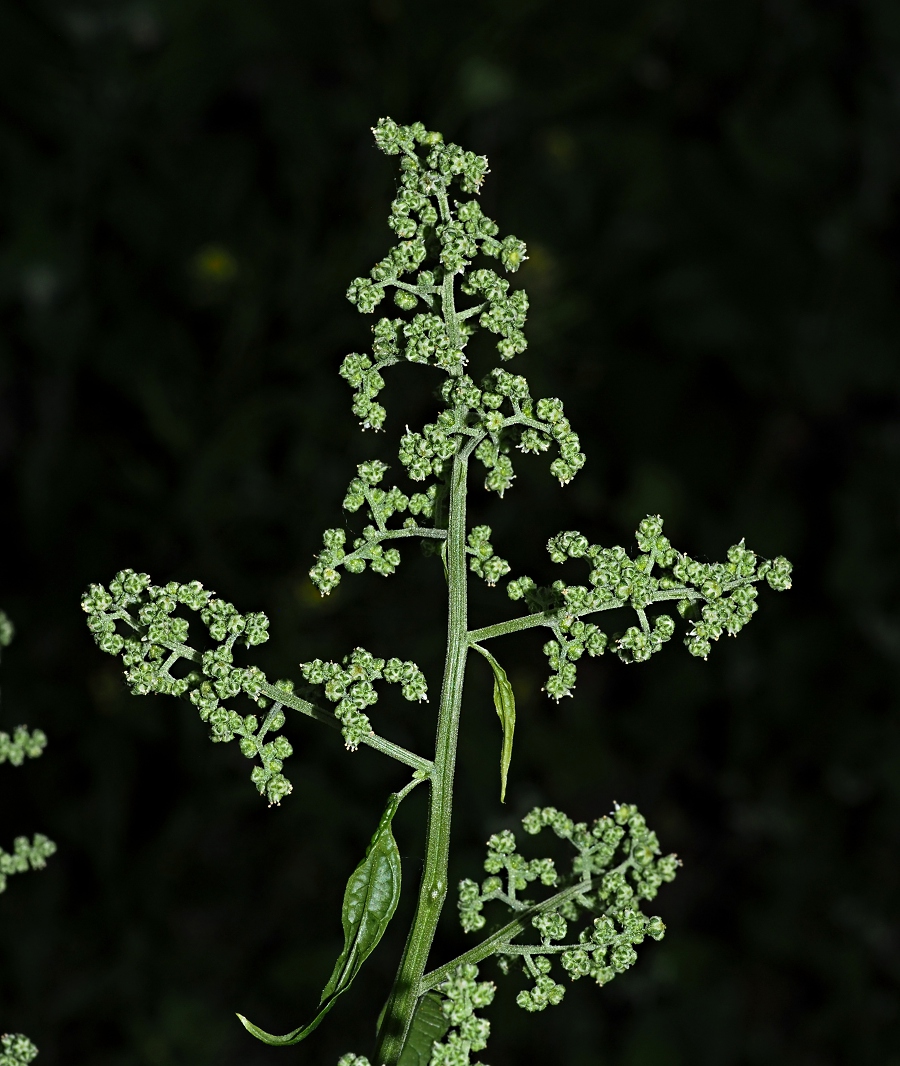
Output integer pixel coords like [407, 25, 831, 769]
[236, 1013, 300, 1046]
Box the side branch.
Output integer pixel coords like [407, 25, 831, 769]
[467, 612, 555, 643]
[467, 577, 768, 645]
[383, 278, 437, 309]
[155, 638, 433, 775]
[347, 525, 446, 560]
[420, 875, 602, 993]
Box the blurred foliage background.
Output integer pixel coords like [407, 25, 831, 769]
[1, 0, 898, 1063]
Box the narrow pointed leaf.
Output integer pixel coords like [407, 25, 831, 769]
[397, 992, 451, 1066]
[471, 643, 516, 802]
[236, 1003, 334, 1048]
[239, 793, 402, 1046]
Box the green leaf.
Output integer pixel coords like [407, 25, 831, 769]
[321, 792, 402, 1001]
[397, 992, 451, 1066]
[237, 793, 402, 1046]
[471, 643, 516, 802]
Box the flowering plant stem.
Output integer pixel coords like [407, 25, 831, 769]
[376, 449, 470, 1063]
[81, 118, 792, 1066]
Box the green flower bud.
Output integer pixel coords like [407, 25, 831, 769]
[499, 234, 527, 272]
[264, 773, 292, 805]
[657, 854, 680, 881]
[610, 943, 638, 972]
[486, 829, 517, 857]
[764, 555, 793, 591]
[341, 711, 373, 751]
[647, 916, 666, 940]
[561, 947, 592, 979]
[81, 584, 113, 615]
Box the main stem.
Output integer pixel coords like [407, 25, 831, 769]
[374, 446, 469, 1066]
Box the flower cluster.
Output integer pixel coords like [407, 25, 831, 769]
[300, 648, 427, 751]
[458, 803, 677, 1011]
[329, 115, 592, 608]
[506, 516, 792, 697]
[458, 375, 586, 494]
[399, 419, 457, 481]
[338, 117, 540, 511]
[344, 119, 523, 356]
[539, 618, 610, 701]
[0, 727, 47, 767]
[458, 830, 558, 932]
[0, 834, 57, 895]
[81, 570, 298, 805]
[467, 526, 511, 587]
[340, 347, 389, 431]
[309, 460, 439, 596]
[429, 963, 496, 1066]
[674, 549, 792, 658]
[461, 267, 528, 359]
[0, 609, 13, 658]
[0, 1034, 38, 1066]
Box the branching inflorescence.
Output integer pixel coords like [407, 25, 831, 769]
[1, 611, 54, 1064]
[81, 118, 792, 1066]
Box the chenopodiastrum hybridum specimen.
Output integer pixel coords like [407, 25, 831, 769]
[81, 118, 792, 1066]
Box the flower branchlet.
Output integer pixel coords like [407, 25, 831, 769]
[81, 571, 298, 804]
[82, 570, 432, 801]
[505, 515, 793, 699]
[0, 835, 56, 897]
[456, 803, 677, 1017]
[0, 726, 48, 768]
[300, 648, 428, 751]
[309, 460, 442, 597]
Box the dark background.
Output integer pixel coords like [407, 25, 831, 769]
[1, 1, 898, 1063]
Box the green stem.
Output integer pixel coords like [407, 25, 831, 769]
[419, 874, 603, 992]
[467, 575, 769, 645]
[467, 612, 556, 643]
[341, 525, 447, 568]
[374, 445, 470, 1065]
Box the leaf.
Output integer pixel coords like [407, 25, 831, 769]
[471, 643, 516, 802]
[238, 793, 402, 1046]
[321, 792, 402, 1001]
[397, 992, 451, 1066]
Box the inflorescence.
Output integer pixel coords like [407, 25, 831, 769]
[80, 117, 794, 1066]
[508, 515, 792, 699]
[458, 803, 678, 1011]
[81, 569, 432, 800]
